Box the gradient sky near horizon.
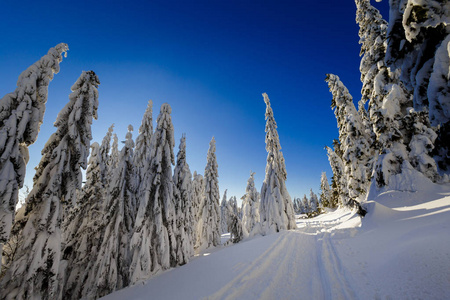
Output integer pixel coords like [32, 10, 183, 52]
[0, 0, 389, 202]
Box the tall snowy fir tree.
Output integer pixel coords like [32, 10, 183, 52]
[259, 93, 296, 233]
[173, 135, 194, 265]
[59, 142, 106, 299]
[326, 146, 345, 208]
[0, 43, 68, 263]
[130, 103, 177, 283]
[108, 133, 119, 183]
[191, 171, 204, 234]
[196, 137, 221, 251]
[0, 70, 99, 300]
[90, 125, 135, 298]
[220, 189, 229, 234]
[133, 100, 153, 213]
[241, 172, 260, 235]
[319, 172, 331, 208]
[326, 74, 371, 202]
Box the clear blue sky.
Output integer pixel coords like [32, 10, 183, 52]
[0, 0, 389, 201]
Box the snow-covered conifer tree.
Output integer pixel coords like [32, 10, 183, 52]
[309, 189, 319, 214]
[220, 189, 229, 234]
[227, 199, 245, 244]
[356, 0, 388, 106]
[406, 109, 438, 181]
[383, 0, 449, 171]
[90, 125, 135, 298]
[191, 171, 204, 233]
[326, 146, 345, 207]
[296, 198, 305, 214]
[196, 137, 221, 251]
[108, 133, 119, 179]
[326, 74, 371, 202]
[0, 70, 99, 300]
[133, 100, 153, 211]
[0, 43, 68, 259]
[173, 134, 194, 265]
[130, 103, 177, 283]
[241, 172, 260, 234]
[302, 195, 310, 215]
[319, 172, 331, 208]
[260, 93, 296, 233]
[59, 141, 107, 299]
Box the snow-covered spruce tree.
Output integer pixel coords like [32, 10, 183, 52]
[241, 171, 260, 235]
[227, 198, 246, 244]
[231, 196, 239, 218]
[133, 100, 153, 212]
[384, 0, 449, 171]
[173, 134, 194, 265]
[356, 0, 388, 106]
[191, 171, 204, 234]
[0, 70, 99, 300]
[309, 189, 319, 216]
[259, 93, 296, 234]
[326, 74, 371, 203]
[405, 108, 438, 181]
[220, 189, 229, 234]
[326, 145, 345, 208]
[90, 125, 135, 298]
[302, 195, 310, 215]
[108, 133, 120, 181]
[130, 103, 177, 283]
[196, 137, 221, 251]
[293, 198, 303, 214]
[0, 43, 68, 260]
[59, 142, 107, 300]
[370, 69, 410, 188]
[319, 172, 331, 209]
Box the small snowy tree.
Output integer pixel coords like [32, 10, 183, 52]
[319, 172, 331, 209]
[309, 189, 319, 215]
[220, 189, 229, 234]
[260, 93, 296, 233]
[130, 103, 177, 283]
[241, 171, 260, 235]
[302, 195, 310, 215]
[227, 198, 246, 244]
[173, 134, 194, 265]
[90, 125, 135, 298]
[0, 70, 99, 300]
[196, 137, 221, 251]
[0, 43, 68, 260]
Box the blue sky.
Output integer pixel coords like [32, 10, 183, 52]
[0, 0, 389, 201]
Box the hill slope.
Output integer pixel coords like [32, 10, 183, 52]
[103, 182, 450, 300]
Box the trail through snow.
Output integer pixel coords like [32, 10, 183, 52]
[103, 182, 450, 300]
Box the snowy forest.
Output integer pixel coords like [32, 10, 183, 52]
[0, 0, 449, 299]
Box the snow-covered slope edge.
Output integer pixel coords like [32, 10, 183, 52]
[103, 180, 450, 300]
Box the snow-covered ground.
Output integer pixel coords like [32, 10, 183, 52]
[103, 182, 450, 300]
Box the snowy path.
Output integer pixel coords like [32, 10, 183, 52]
[103, 186, 450, 300]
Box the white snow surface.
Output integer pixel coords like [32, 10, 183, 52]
[103, 181, 450, 300]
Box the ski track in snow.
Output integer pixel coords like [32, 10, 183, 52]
[207, 215, 357, 300]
